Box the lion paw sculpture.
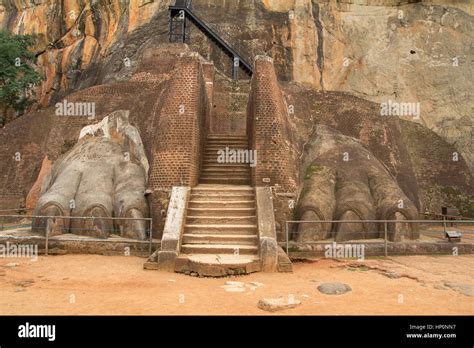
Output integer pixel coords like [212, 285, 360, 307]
[296, 125, 419, 242]
[33, 110, 149, 240]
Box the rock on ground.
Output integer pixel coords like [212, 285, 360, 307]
[257, 297, 302, 312]
[317, 282, 352, 295]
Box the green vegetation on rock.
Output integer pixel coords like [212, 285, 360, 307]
[304, 163, 323, 180]
[0, 30, 42, 127]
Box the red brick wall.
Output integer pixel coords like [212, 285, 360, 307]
[0, 111, 49, 210]
[148, 53, 209, 189]
[202, 63, 215, 135]
[247, 56, 297, 192]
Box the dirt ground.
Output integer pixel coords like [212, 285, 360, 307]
[0, 254, 472, 315]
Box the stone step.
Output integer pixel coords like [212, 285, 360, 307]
[201, 165, 250, 170]
[190, 193, 254, 201]
[201, 168, 250, 173]
[192, 184, 253, 189]
[201, 166, 250, 171]
[202, 160, 250, 166]
[188, 200, 255, 208]
[203, 156, 251, 162]
[201, 171, 250, 179]
[180, 244, 258, 255]
[199, 174, 250, 180]
[204, 147, 248, 151]
[206, 138, 248, 141]
[205, 144, 249, 148]
[201, 161, 252, 167]
[184, 224, 257, 234]
[200, 174, 249, 178]
[192, 185, 254, 194]
[205, 139, 248, 143]
[207, 135, 248, 140]
[205, 141, 248, 145]
[202, 159, 254, 167]
[186, 207, 256, 216]
[186, 215, 257, 224]
[200, 177, 250, 184]
[199, 172, 250, 179]
[174, 254, 261, 277]
[200, 174, 250, 178]
[202, 159, 251, 164]
[200, 168, 250, 173]
[203, 153, 251, 157]
[182, 234, 258, 245]
[203, 156, 237, 161]
[203, 147, 253, 158]
[201, 167, 249, 173]
[204, 149, 250, 154]
[201, 167, 250, 172]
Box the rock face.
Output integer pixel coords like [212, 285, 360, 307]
[316, 1, 474, 172]
[32, 110, 149, 240]
[25, 156, 52, 211]
[1, 0, 471, 171]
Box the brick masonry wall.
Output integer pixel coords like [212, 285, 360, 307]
[202, 62, 215, 134]
[149, 53, 209, 189]
[247, 56, 298, 192]
[147, 50, 210, 238]
[0, 110, 52, 210]
[247, 56, 300, 240]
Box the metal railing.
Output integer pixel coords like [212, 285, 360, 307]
[422, 211, 474, 221]
[0, 209, 29, 213]
[190, 7, 255, 64]
[285, 219, 474, 257]
[170, 3, 254, 77]
[0, 215, 154, 256]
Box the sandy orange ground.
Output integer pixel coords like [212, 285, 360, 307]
[0, 254, 472, 315]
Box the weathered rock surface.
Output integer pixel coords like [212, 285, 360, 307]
[317, 282, 352, 295]
[317, 1, 474, 172]
[25, 156, 52, 211]
[257, 297, 302, 312]
[444, 282, 474, 297]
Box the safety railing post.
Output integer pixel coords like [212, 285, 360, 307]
[149, 219, 153, 256]
[45, 218, 49, 256]
[286, 221, 289, 255]
[384, 220, 388, 258]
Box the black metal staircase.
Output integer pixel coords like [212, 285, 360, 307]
[169, 0, 253, 79]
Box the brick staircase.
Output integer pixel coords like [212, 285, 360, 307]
[175, 135, 260, 276]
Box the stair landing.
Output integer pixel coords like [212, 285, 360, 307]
[175, 254, 261, 277]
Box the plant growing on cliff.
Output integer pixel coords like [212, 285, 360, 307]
[0, 30, 42, 127]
